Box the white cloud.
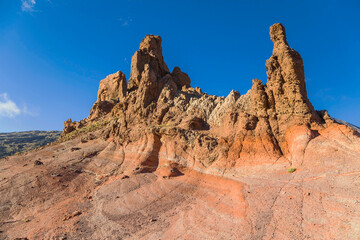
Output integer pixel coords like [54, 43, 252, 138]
[0, 93, 21, 118]
[21, 0, 36, 13]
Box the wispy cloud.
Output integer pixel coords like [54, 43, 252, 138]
[0, 93, 21, 118]
[118, 17, 133, 27]
[22, 104, 39, 117]
[0, 93, 39, 118]
[21, 0, 36, 13]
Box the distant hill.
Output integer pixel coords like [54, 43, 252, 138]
[0, 130, 61, 158]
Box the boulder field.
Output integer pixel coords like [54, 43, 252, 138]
[1, 23, 360, 240]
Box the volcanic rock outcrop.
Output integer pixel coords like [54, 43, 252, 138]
[87, 71, 127, 120]
[59, 23, 348, 175]
[97, 71, 127, 102]
[266, 23, 320, 122]
[1, 24, 360, 240]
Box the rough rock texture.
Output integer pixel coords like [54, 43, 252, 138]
[62, 118, 77, 134]
[87, 71, 127, 121]
[1, 23, 360, 240]
[128, 35, 169, 92]
[171, 66, 191, 89]
[265, 23, 320, 123]
[88, 101, 115, 120]
[97, 71, 127, 102]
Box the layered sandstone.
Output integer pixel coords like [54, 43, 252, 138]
[1, 24, 360, 240]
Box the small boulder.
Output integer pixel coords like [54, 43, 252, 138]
[158, 165, 183, 179]
[63, 210, 82, 221]
[34, 160, 43, 166]
[62, 118, 76, 134]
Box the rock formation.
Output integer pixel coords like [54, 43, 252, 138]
[2, 24, 360, 240]
[97, 71, 127, 102]
[128, 35, 169, 92]
[60, 23, 338, 172]
[171, 66, 191, 89]
[265, 23, 320, 123]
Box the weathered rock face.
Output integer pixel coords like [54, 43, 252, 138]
[62, 118, 76, 134]
[84, 71, 128, 121]
[61, 23, 333, 165]
[128, 35, 169, 92]
[171, 66, 191, 89]
[125, 35, 180, 110]
[265, 23, 320, 124]
[62, 23, 328, 154]
[7, 23, 359, 239]
[97, 71, 127, 102]
[88, 101, 115, 120]
[62, 118, 85, 134]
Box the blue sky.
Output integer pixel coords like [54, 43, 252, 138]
[0, 0, 359, 132]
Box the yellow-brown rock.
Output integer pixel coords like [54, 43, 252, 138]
[265, 23, 320, 124]
[97, 71, 127, 102]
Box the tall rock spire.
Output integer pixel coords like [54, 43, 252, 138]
[128, 35, 169, 92]
[265, 23, 320, 123]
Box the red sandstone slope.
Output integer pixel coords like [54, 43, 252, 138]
[1, 23, 360, 240]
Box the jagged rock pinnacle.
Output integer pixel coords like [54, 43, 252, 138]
[64, 24, 325, 154]
[128, 35, 169, 92]
[265, 23, 320, 124]
[269, 23, 288, 46]
[139, 35, 164, 59]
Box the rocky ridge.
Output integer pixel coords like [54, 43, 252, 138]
[62, 23, 334, 174]
[1, 23, 360, 240]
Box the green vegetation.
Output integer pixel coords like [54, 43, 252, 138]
[0, 131, 61, 159]
[287, 167, 297, 173]
[59, 119, 110, 142]
[156, 123, 171, 128]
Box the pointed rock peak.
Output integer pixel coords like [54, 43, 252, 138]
[172, 66, 181, 72]
[171, 66, 191, 89]
[270, 23, 288, 45]
[128, 35, 169, 92]
[139, 35, 163, 56]
[226, 90, 240, 102]
[266, 23, 321, 123]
